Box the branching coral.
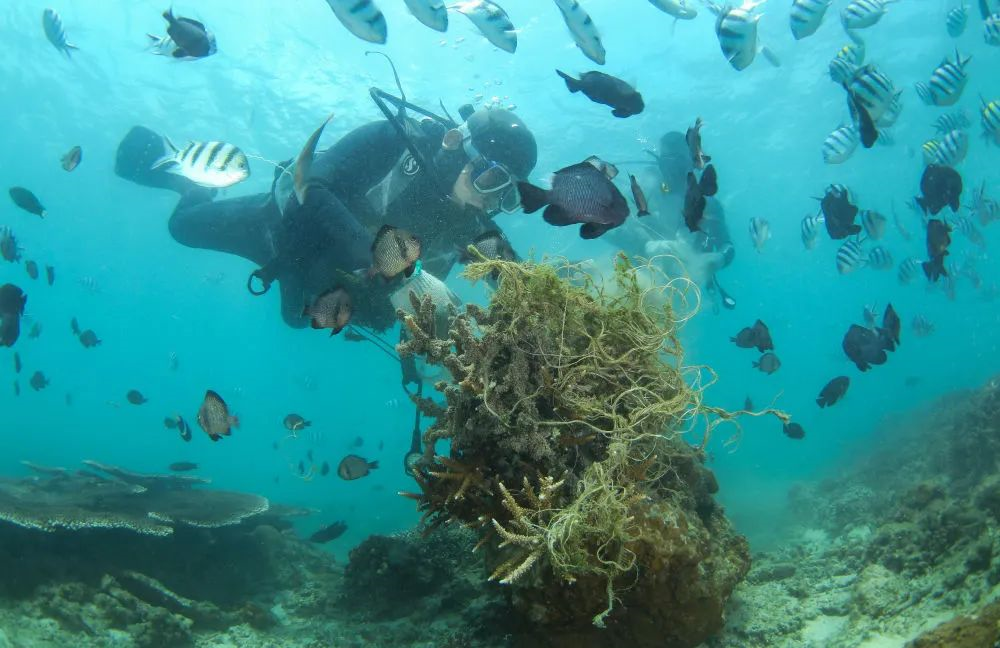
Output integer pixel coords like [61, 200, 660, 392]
[397, 253, 784, 645]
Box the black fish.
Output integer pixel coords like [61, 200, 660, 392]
[683, 164, 718, 232]
[0, 284, 27, 348]
[79, 330, 101, 348]
[816, 376, 850, 408]
[13, 380, 19, 396]
[922, 219, 952, 282]
[70, 317, 80, 336]
[45, 265, 55, 286]
[309, 521, 348, 544]
[8, 187, 46, 218]
[916, 165, 962, 216]
[25, 261, 39, 280]
[843, 83, 877, 148]
[628, 175, 649, 217]
[168, 461, 198, 472]
[351, 436, 364, 448]
[753, 352, 781, 375]
[842, 324, 888, 372]
[298, 460, 306, 476]
[820, 187, 861, 239]
[731, 319, 772, 353]
[162, 8, 214, 58]
[28, 323, 41, 339]
[783, 422, 805, 439]
[685, 117, 711, 170]
[555, 70, 644, 118]
[743, 395, 754, 411]
[321, 461, 330, 477]
[29, 370, 48, 391]
[879, 303, 901, 351]
[13, 352, 21, 374]
[337, 454, 378, 480]
[126, 389, 147, 405]
[518, 157, 630, 239]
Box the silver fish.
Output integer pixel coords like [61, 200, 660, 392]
[841, 0, 897, 30]
[946, 5, 968, 37]
[921, 129, 968, 166]
[911, 315, 935, 337]
[553, 0, 606, 65]
[648, 0, 698, 20]
[932, 110, 970, 134]
[860, 209, 887, 239]
[451, 0, 517, 53]
[42, 9, 78, 57]
[325, 0, 387, 44]
[952, 216, 986, 248]
[867, 245, 893, 270]
[897, 257, 922, 284]
[801, 214, 825, 249]
[828, 56, 856, 84]
[748, 216, 770, 252]
[836, 239, 866, 274]
[915, 50, 971, 107]
[152, 139, 250, 188]
[790, 0, 832, 40]
[822, 124, 859, 164]
[711, 0, 764, 71]
[404, 0, 448, 32]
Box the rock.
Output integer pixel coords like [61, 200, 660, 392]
[852, 564, 906, 617]
[906, 599, 1000, 647]
[0, 628, 11, 648]
[749, 562, 797, 584]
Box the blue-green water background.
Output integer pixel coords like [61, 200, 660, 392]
[1, 0, 997, 552]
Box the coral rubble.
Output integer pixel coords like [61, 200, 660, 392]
[396, 255, 755, 647]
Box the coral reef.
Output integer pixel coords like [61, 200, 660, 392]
[396, 254, 760, 647]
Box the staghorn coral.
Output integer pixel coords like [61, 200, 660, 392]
[397, 254, 774, 647]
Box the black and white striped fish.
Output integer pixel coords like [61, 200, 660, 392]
[801, 214, 825, 249]
[837, 40, 866, 65]
[946, 5, 969, 37]
[878, 93, 903, 128]
[847, 64, 898, 122]
[911, 314, 935, 337]
[649, 0, 699, 19]
[922, 129, 969, 166]
[829, 56, 856, 84]
[553, 0, 606, 65]
[897, 257, 922, 284]
[841, 0, 898, 30]
[749, 216, 770, 252]
[914, 50, 971, 107]
[712, 0, 765, 71]
[982, 96, 1000, 145]
[152, 139, 250, 188]
[452, 0, 517, 53]
[42, 8, 78, 57]
[790, 0, 832, 40]
[969, 181, 999, 225]
[867, 245, 893, 270]
[324, 0, 387, 44]
[986, 14, 1000, 45]
[403, 0, 448, 32]
[861, 209, 887, 239]
[952, 215, 986, 247]
[836, 239, 867, 274]
[933, 110, 970, 134]
[822, 124, 859, 164]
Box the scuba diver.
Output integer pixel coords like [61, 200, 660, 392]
[114, 85, 537, 330]
[606, 130, 736, 311]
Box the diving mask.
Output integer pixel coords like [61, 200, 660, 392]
[459, 124, 521, 214]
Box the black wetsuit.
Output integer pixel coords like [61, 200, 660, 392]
[115, 117, 493, 329]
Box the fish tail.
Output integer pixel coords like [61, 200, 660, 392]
[150, 136, 179, 170]
[230, 415, 241, 429]
[163, 7, 176, 24]
[516, 182, 549, 214]
[555, 70, 579, 93]
[368, 460, 380, 469]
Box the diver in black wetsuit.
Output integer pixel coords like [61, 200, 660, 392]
[114, 94, 537, 329]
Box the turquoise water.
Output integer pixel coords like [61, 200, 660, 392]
[1, 0, 998, 598]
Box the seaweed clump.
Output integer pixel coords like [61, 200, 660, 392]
[398, 254, 753, 648]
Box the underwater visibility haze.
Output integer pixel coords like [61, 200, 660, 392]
[2, 0, 1000, 646]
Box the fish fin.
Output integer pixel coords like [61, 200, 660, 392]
[163, 8, 176, 24]
[403, 263, 416, 278]
[541, 205, 577, 226]
[611, 108, 630, 118]
[230, 415, 240, 429]
[752, 360, 760, 369]
[171, 47, 190, 59]
[368, 460, 379, 469]
[151, 136, 179, 170]
[555, 70, 579, 92]
[580, 222, 613, 239]
[516, 182, 549, 214]
[638, 209, 650, 217]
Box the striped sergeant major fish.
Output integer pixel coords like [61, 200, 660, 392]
[933, 110, 971, 134]
[841, 0, 898, 31]
[403, 0, 448, 32]
[877, 94, 903, 127]
[451, 0, 517, 53]
[836, 238, 867, 274]
[152, 140, 251, 188]
[897, 257, 922, 284]
[829, 56, 856, 84]
[946, 5, 968, 37]
[801, 214, 825, 249]
[986, 14, 1000, 45]
[921, 129, 969, 166]
[847, 64, 899, 123]
[42, 8, 78, 57]
[648, 0, 699, 20]
[748, 216, 771, 252]
[708, 0, 767, 71]
[790, 0, 832, 40]
[553, 0, 606, 65]
[951, 215, 986, 248]
[822, 124, 859, 164]
[914, 50, 971, 107]
[968, 181, 999, 225]
[860, 209, 887, 239]
[982, 95, 1000, 145]
[324, 0, 388, 44]
[867, 245, 893, 270]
